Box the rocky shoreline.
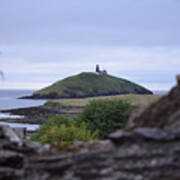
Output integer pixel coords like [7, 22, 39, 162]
[0, 106, 83, 124]
[20, 90, 153, 100]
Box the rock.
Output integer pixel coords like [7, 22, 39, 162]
[127, 76, 180, 130]
[24, 129, 180, 179]
[0, 168, 24, 180]
[1, 127, 180, 179]
[134, 128, 176, 141]
[176, 75, 180, 85]
[0, 150, 24, 168]
[0, 125, 22, 146]
[109, 127, 180, 145]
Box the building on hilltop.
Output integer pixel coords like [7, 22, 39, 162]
[95, 64, 107, 75]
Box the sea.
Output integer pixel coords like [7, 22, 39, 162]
[153, 90, 169, 95]
[0, 89, 46, 111]
[0, 89, 46, 130]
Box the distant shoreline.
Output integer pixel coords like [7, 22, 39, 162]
[153, 90, 168, 95]
[20, 91, 154, 100]
[0, 105, 83, 124]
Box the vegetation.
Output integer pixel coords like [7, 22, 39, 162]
[34, 72, 152, 98]
[44, 94, 161, 109]
[31, 115, 98, 144]
[44, 101, 71, 110]
[30, 72, 160, 144]
[77, 99, 134, 139]
[33, 90, 163, 144]
[33, 99, 134, 144]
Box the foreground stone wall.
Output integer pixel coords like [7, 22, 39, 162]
[1, 125, 180, 180]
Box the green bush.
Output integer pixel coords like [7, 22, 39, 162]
[77, 99, 134, 139]
[31, 99, 134, 144]
[44, 101, 71, 109]
[31, 115, 98, 144]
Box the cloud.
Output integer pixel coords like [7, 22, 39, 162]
[141, 82, 176, 91]
[0, 44, 179, 90]
[0, 81, 50, 90]
[0, 0, 179, 90]
[0, 0, 180, 46]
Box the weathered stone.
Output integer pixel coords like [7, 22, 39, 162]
[24, 141, 42, 152]
[1, 125, 180, 179]
[0, 168, 24, 180]
[0, 125, 22, 147]
[0, 150, 24, 168]
[134, 128, 176, 141]
[127, 77, 180, 130]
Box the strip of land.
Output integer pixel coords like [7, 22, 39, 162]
[0, 94, 161, 124]
[44, 94, 161, 108]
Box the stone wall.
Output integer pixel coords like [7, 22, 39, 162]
[1, 125, 180, 180]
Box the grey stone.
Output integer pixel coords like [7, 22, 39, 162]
[0, 125, 22, 146]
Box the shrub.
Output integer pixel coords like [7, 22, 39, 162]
[31, 99, 134, 144]
[77, 99, 134, 139]
[31, 115, 98, 144]
[44, 101, 71, 110]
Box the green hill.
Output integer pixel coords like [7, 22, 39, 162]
[31, 72, 152, 99]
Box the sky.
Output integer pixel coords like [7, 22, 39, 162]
[0, 0, 180, 90]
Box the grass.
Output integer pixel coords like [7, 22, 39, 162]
[35, 72, 152, 98]
[44, 94, 162, 109]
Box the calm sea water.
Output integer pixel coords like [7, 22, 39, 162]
[153, 90, 168, 95]
[0, 121, 40, 131]
[0, 89, 46, 110]
[0, 90, 46, 130]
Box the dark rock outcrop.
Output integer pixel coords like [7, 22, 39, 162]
[0, 106, 83, 124]
[1, 77, 180, 179]
[127, 76, 180, 130]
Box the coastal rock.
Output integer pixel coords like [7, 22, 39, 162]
[0, 125, 22, 146]
[0, 106, 83, 124]
[127, 78, 180, 130]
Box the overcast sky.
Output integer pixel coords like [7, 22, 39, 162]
[0, 0, 180, 90]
